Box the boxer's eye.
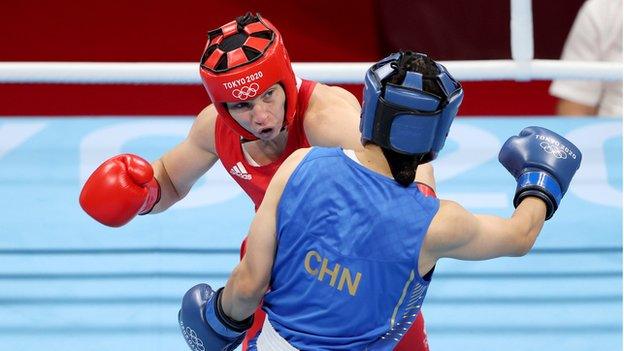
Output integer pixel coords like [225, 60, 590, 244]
[228, 102, 252, 110]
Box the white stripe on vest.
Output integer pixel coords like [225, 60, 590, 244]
[256, 318, 299, 351]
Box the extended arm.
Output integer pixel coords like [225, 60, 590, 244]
[151, 106, 220, 212]
[426, 197, 546, 262]
[80, 105, 221, 226]
[423, 127, 581, 265]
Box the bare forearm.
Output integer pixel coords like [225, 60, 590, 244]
[509, 197, 547, 255]
[150, 158, 183, 213]
[220, 265, 266, 321]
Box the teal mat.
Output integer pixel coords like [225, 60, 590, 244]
[0, 117, 620, 351]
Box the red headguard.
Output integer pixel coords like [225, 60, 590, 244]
[200, 13, 297, 140]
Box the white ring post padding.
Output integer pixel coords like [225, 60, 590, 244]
[0, 60, 620, 84]
[510, 0, 535, 62]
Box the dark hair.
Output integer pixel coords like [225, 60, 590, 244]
[382, 51, 441, 187]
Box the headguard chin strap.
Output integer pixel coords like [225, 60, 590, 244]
[359, 52, 464, 163]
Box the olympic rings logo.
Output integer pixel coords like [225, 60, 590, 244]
[231, 83, 260, 100]
[182, 326, 206, 351]
[539, 141, 567, 159]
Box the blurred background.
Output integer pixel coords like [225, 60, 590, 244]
[0, 1, 621, 351]
[0, 0, 589, 116]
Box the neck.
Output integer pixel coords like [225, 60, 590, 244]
[258, 128, 288, 150]
[353, 144, 394, 178]
[242, 129, 289, 165]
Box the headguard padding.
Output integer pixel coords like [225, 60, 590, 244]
[360, 52, 463, 163]
[200, 13, 297, 140]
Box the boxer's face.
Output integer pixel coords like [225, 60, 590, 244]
[226, 84, 286, 141]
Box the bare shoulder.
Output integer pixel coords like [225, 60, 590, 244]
[425, 199, 474, 252]
[308, 83, 360, 113]
[187, 104, 219, 154]
[429, 199, 462, 230]
[325, 83, 360, 104]
[277, 148, 312, 177]
[303, 83, 362, 149]
[265, 148, 312, 198]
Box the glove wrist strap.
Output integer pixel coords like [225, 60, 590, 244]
[139, 178, 161, 215]
[513, 171, 562, 220]
[205, 288, 253, 338]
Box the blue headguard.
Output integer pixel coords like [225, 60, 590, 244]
[360, 52, 463, 162]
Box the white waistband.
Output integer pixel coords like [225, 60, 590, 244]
[256, 318, 299, 351]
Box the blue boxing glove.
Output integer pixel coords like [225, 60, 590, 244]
[499, 126, 582, 220]
[178, 284, 253, 351]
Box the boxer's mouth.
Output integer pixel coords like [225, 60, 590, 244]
[259, 128, 273, 137]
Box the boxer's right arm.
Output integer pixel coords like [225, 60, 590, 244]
[424, 197, 548, 263]
[150, 106, 220, 213]
[422, 127, 582, 264]
[80, 106, 220, 226]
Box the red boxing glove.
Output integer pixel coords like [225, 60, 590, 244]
[79, 154, 160, 227]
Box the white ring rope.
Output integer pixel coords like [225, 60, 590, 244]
[0, 60, 619, 84]
[0, 0, 621, 85]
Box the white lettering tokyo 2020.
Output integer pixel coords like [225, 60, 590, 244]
[221, 71, 264, 90]
[534, 134, 577, 160]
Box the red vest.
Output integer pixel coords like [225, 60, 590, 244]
[214, 79, 316, 210]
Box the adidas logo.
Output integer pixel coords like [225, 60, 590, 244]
[230, 162, 252, 180]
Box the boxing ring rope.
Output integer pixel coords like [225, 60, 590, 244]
[0, 60, 620, 85]
[0, 0, 621, 84]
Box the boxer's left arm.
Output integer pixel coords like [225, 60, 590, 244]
[220, 148, 312, 321]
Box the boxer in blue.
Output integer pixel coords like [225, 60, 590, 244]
[177, 51, 583, 350]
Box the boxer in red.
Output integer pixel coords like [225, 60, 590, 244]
[79, 12, 434, 350]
